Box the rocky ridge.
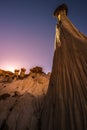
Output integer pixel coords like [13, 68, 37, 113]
[0, 67, 50, 130]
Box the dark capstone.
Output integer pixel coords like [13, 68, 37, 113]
[53, 3, 68, 17]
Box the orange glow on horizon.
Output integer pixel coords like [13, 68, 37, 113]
[4, 66, 16, 72]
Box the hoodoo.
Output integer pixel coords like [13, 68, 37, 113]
[41, 4, 87, 130]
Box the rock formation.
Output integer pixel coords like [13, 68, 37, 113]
[0, 69, 13, 78]
[41, 4, 87, 130]
[20, 68, 26, 79]
[0, 67, 50, 130]
[14, 69, 20, 79]
[30, 66, 43, 74]
[0, 3, 87, 130]
[0, 69, 14, 83]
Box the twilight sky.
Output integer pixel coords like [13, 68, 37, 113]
[0, 0, 87, 73]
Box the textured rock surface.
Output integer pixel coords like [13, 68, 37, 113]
[0, 71, 50, 130]
[41, 4, 87, 130]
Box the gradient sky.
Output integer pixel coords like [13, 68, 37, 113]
[0, 0, 87, 73]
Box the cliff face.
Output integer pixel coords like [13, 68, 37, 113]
[0, 71, 50, 130]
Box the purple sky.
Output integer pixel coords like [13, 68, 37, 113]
[0, 0, 87, 73]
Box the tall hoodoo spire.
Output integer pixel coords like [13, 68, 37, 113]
[41, 4, 87, 130]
